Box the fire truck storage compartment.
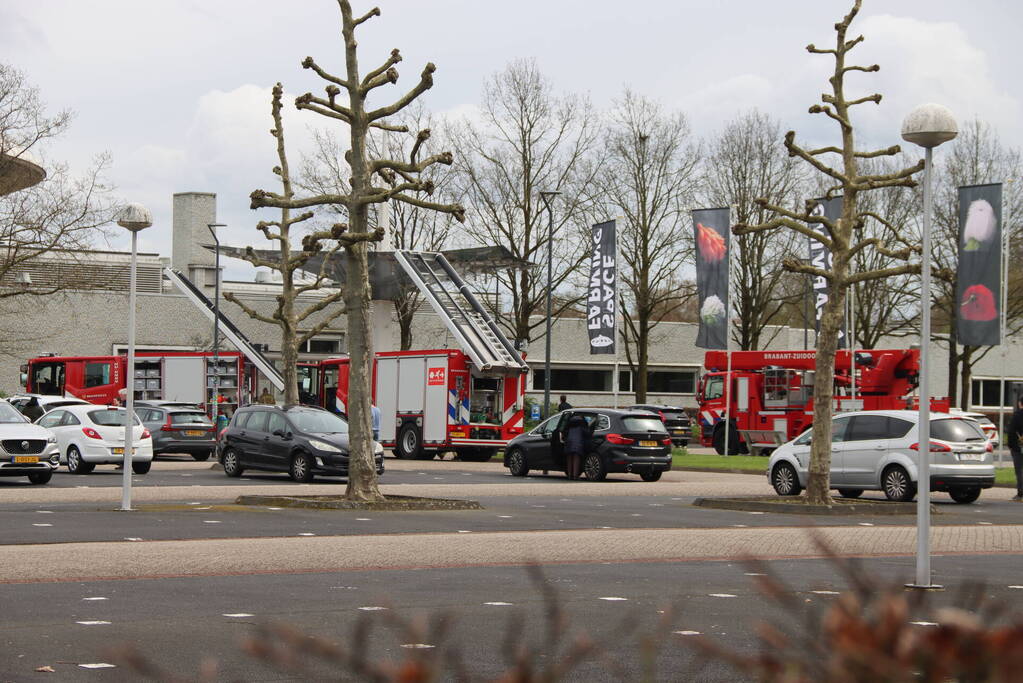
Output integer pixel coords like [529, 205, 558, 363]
[163, 356, 205, 404]
[377, 354, 449, 444]
[470, 374, 503, 424]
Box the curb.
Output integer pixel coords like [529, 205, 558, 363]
[234, 494, 482, 511]
[693, 496, 933, 516]
[675, 467, 765, 476]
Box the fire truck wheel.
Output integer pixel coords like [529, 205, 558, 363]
[222, 449, 244, 477]
[771, 462, 801, 496]
[396, 424, 423, 460]
[583, 453, 607, 482]
[459, 449, 496, 462]
[290, 452, 315, 483]
[881, 465, 916, 502]
[507, 448, 529, 477]
[838, 488, 863, 499]
[713, 423, 747, 456]
[67, 446, 94, 474]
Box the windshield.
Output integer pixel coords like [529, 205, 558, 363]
[88, 409, 142, 427]
[0, 401, 28, 424]
[622, 416, 668, 433]
[170, 412, 212, 425]
[931, 418, 986, 443]
[289, 409, 349, 434]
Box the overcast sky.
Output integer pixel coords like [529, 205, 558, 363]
[4, 0, 1021, 278]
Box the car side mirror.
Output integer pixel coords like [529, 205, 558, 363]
[272, 429, 287, 438]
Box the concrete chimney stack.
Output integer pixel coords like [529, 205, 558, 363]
[172, 192, 219, 291]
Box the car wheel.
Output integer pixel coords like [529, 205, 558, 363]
[882, 465, 916, 502]
[290, 452, 314, 483]
[458, 448, 495, 462]
[640, 470, 662, 482]
[132, 461, 151, 475]
[838, 488, 863, 499]
[222, 448, 244, 478]
[396, 423, 423, 460]
[192, 451, 211, 462]
[507, 448, 529, 477]
[771, 462, 801, 496]
[28, 471, 52, 485]
[583, 453, 607, 482]
[948, 486, 981, 504]
[67, 446, 94, 474]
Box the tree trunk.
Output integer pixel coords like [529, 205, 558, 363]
[635, 321, 649, 403]
[806, 280, 846, 505]
[395, 294, 414, 351]
[960, 346, 975, 410]
[343, 237, 383, 502]
[280, 330, 299, 405]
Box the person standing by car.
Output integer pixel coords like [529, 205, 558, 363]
[563, 412, 589, 480]
[21, 396, 44, 421]
[1010, 396, 1023, 501]
[371, 403, 381, 441]
[557, 395, 572, 413]
[258, 388, 275, 405]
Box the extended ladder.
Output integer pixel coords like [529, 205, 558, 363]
[163, 267, 286, 391]
[393, 251, 528, 374]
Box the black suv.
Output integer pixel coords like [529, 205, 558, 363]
[629, 404, 690, 447]
[503, 408, 672, 482]
[219, 405, 384, 482]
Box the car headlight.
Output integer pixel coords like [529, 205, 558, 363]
[309, 439, 343, 453]
[47, 435, 57, 444]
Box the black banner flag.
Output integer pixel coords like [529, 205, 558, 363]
[808, 196, 845, 348]
[587, 220, 617, 355]
[693, 208, 730, 349]
[956, 183, 1002, 346]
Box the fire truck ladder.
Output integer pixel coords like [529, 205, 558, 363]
[393, 250, 528, 374]
[163, 267, 286, 391]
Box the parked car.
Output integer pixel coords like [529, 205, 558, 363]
[36, 404, 154, 474]
[218, 404, 385, 482]
[135, 406, 216, 461]
[629, 404, 690, 447]
[0, 400, 60, 484]
[767, 410, 995, 504]
[503, 408, 673, 482]
[7, 394, 90, 414]
[949, 408, 999, 447]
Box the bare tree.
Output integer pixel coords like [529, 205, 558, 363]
[225, 84, 346, 408]
[449, 59, 601, 344]
[704, 109, 807, 350]
[931, 119, 1022, 408]
[247, 1, 463, 502]
[599, 90, 699, 401]
[0, 63, 117, 347]
[734, 0, 924, 505]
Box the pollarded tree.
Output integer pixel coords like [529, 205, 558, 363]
[248, 1, 463, 502]
[734, 0, 924, 505]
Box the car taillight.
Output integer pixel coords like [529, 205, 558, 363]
[606, 433, 635, 445]
[161, 415, 174, 432]
[142, 428, 151, 439]
[909, 441, 952, 452]
[985, 442, 994, 452]
[657, 410, 666, 422]
[661, 437, 672, 446]
[82, 427, 102, 439]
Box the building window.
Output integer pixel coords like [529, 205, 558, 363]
[618, 371, 631, 392]
[647, 369, 697, 394]
[532, 368, 612, 392]
[303, 336, 343, 354]
[971, 378, 1023, 408]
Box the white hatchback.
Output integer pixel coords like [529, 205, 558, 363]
[767, 410, 996, 504]
[36, 404, 154, 475]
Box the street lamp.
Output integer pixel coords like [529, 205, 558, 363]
[539, 191, 561, 419]
[207, 223, 226, 426]
[0, 152, 45, 196]
[117, 203, 153, 511]
[902, 103, 958, 590]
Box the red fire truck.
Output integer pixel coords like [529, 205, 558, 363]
[23, 351, 253, 411]
[696, 349, 950, 455]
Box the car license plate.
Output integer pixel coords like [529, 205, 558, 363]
[184, 430, 205, 437]
[13, 456, 37, 463]
[672, 430, 684, 434]
[111, 448, 136, 456]
[958, 452, 983, 461]
[639, 440, 658, 447]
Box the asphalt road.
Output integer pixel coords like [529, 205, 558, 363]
[3, 554, 1022, 681]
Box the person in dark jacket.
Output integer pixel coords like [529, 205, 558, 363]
[563, 413, 590, 480]
[1009, 396, 1023, 501]
[22, 397, 44, 422]
[557, 396, 572, 413]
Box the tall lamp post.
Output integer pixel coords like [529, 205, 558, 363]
[117, 203, 153, 511]
[901, 103, 958, 590]
[207, 223, 226, 424]
[539, 191, 561, 418]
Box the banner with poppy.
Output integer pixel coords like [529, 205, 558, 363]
[808, 196, 845, 348]
[693, 208, 730, 349]
[956, 183, 1002, 346]
[587, 220, 617, 355]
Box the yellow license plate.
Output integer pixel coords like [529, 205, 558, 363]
[639, 440, 658, 447]
[112, 448, 136, 455]
[13, 455, 38, 463]
[185, 430, 205, 437]
[672, 430, 685, 434]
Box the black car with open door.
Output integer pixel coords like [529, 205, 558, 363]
[503, 408, 672, 481]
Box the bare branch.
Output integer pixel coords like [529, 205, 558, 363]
[352, 6, 380, 26]
[300, 56, 350, 89]
[367, 63, 435, 121]
[361, 48, 402, 88]
[223, 292, 278, 325]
